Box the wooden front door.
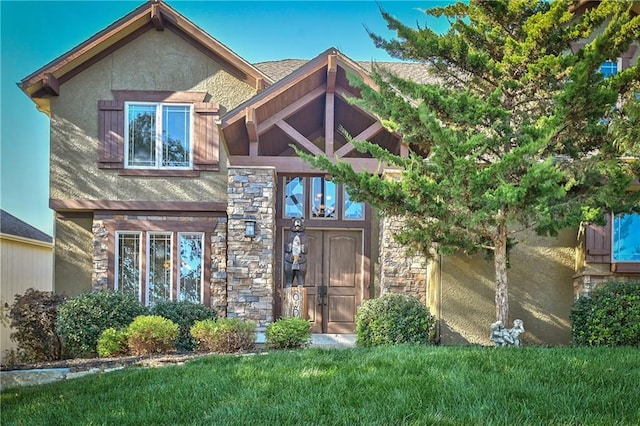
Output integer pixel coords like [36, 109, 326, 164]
[304, 230, 363, 333]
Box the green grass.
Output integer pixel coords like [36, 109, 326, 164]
[2, 346, 639, 425]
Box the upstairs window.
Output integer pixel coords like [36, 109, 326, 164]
[125, 103, 192, 169]
[612, 213, 640, 262]
[600, 58, 622, 78]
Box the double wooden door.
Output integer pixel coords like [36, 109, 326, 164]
[301, 230, 363, 333]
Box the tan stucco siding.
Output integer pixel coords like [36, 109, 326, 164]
[435, 229, 577, 346]
[49, 29, 255, 203]
[53, 216, 93, 297]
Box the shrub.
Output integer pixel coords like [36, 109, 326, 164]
[356, 293, 435, 347]
[150, 300, 217, 352]
[7, 288, 66, 362]
[571, 280, 640, 347]
[265, 317, 311, 350]
[190, 318, 256, 353]
[97, 328, 128, 357]
[126, 315, 179, 355]
[57, 290, 147, 357]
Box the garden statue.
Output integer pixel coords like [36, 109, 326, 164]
[284, 217, 308, 287]
[489, 319, 525, 347]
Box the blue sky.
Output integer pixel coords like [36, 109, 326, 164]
[1, 1, 452, 235]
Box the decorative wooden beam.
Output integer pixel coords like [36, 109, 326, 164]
[151, 3, 164, 31]
[229, 155, 386, 174]
[325, 91, 335, 157]
[334, 122, 383, 158]
[255, 78, 266, 92]
[257, 85, 325, 133]
[245, 107, 259, 156]
[275, 120, 324, 157]
[326, 54, 337, 94]
[43, 73, 60, 96]
[400, 141, 409, 157]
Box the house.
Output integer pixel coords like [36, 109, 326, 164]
[19, 0, 639, 345]
[0, 210, 53, 361]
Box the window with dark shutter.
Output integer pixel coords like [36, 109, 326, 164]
[97, 94, 219, 173]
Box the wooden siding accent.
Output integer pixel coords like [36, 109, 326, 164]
[117, 169, 201, 177]
[112, 90, 207, 102]
[585, 214, 612, 263]
[275, 120, 324, 156]
[151, 3, 164, 31]
[43, 73, 60, 96]
[326, 54, 337, 94]
[229, 155, 385, 174]
[325, 91, 335, 156]
[193, 102, 220, 170]
[98, 100, 125, 168]
[335, 121, 383, 158]
[246, 107, 259, 157]
[256, 86, 325, 134]
[50, 199, 227, 213]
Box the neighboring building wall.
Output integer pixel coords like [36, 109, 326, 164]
[1, 235, 53, 361]
[226, 167, 276, 327]
[432, 229, 577, 346]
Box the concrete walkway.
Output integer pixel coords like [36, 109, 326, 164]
[310, 333, 356, 348]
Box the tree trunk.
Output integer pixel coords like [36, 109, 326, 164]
[494, 222, 509, 325]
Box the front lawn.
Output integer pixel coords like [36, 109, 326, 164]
[2, 346, 639, 425]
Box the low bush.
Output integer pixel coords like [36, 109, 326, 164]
[97, 328, 128, 357]
[265, 317, 311, 350]
[126, 315, 179, 355]
[356, 293, 435, 347]
[57, 290, 147, 357]
[7, 288, 66, 362]
[571, 280, 640, 347]
[190, 318, 256, 353]
[150, 300, 217, 352]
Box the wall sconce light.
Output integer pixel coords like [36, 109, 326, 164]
[244, 217, 257, 238]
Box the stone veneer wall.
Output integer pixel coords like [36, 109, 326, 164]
[378, 213, 428, 304]
[226, 167, 277, 327]
[378, 167, 428, 304]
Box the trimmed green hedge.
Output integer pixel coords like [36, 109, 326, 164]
[571, 280, 640, 347]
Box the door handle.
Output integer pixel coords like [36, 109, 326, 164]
[318, 285, 327, 305]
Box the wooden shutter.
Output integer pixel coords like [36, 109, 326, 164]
[585, 214, 612, 263]
[193, 102, 220, 171]
[98, 100, 125, 169]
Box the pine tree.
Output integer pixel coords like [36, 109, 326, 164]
[300, 0, 640, 326]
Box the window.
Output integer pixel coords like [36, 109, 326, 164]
[311, 177, 336, 219]
[115, 232, 142, 300]
[600, 58, 622, 78]
[284, 177, 305, 218]
[612, 213, 640, 262]
[343, 188, 364, 220]
[125, 102, 192, 169]
[115, 230, 205, 305]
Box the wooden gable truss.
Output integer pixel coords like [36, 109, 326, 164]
[221, 48, 408, 174]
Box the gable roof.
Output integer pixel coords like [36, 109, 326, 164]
[221, 48, 408, 173]
[1, 210, 52, 244]
[19, 0, 272, 115]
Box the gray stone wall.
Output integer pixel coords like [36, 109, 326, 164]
[210, 217, 228, 315]
[378, 213, 428, 304]
[226, 167, 277, 327]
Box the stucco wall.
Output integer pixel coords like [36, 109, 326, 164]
[53, 216, 94, 298]
[48, 29, 256, 203]
[434, 229, 577, 346]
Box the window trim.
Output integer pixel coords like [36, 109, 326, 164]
[124, 101, 194, 170]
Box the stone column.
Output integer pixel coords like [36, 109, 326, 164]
[378, 169, 428, 304]
[92, 219, 109, 291]
[226, 166, 277, 327]
[210, 216, 228, 316]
